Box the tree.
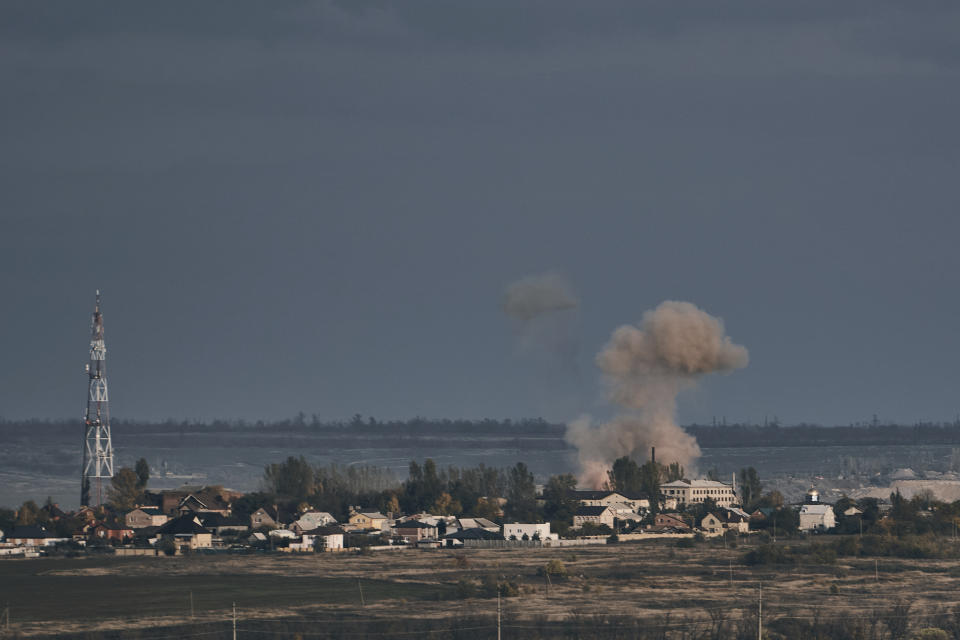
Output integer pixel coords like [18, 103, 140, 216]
[134, 458, 150, 490]
[263, 456, 316, 501]
[543, 474, 577, 533]
[607, 457, 642, 494]
[385, 494, 400, 516]
[0, 508, 15, 532]
[737, 467, 762, 509]
[639, 461, 661, 516]
[15, 500, 41, 526]
[474, 497, 501, 521]
[108, 468, 141, 511]
[505, 462, 538, 521]
[663, 462, 684, 483]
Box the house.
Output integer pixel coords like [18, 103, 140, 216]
[700, 508, 749, 535]
[91, 522, 134, 542]
[126, 507, 169, 529]
[455, 517, 500, 533]
[443, 528, 505, 547]
[177, 495, 210, 515]
[660, 479, 740, 507]
[799, 504, 836, 532]
[146, 486, 240, 516]
[196, 512, 249, 536]
[301, 525, 345, 551]
[348, 511, 389, 531]
[649, 513, 691, 532]
[250, 506, 293, 530]
[393, 520, 438, 543]
[156, 515, 213, 550]
[502, 523, 556, 541]
[290, 511, 337, 534]
[5, 525, 69, 547]
[40, 503, 67, 521]
[843, 506, 864, 517]
[573, 506, 615, 530]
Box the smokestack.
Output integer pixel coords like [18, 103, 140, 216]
[651, 446, 655, 464]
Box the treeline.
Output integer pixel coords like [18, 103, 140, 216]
[688, 421, 960, 448]
[6, 416, 960, 448]
[0, 415, 561, 437]
[238, 456, 586, 533]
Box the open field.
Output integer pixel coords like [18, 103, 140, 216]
[3, 536, 960, 638]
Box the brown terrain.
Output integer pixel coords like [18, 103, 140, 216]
[2, 537, 959, 638]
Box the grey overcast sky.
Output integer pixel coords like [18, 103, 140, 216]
[2, 1, 959, 425]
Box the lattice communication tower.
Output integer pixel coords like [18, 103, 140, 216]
[81, 290, 114, 506]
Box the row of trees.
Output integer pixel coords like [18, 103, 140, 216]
[254, 457, 542, 524]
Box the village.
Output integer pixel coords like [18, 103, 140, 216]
[0, 476, 852, 558]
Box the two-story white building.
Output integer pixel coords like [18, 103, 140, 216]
[661, 479, 739, 507]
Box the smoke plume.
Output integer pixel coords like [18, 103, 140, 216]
[566, 300, 748, 488]
[502, 272, 583, 419]
[501, 272, 579, 322]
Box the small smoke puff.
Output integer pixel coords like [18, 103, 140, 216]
[501, 272, 579, 322]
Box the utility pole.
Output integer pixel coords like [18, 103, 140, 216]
[497, 586, 502, 640]
[232, 602, 237, 640]
[875, 559, 879, 583]
[358, 579, 365, 607]
[729, 560, 734, 588]
[757, 583, 762, 640]
[190, 591, 194, 619]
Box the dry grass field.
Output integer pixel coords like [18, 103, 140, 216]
[2, 536, 960, 638]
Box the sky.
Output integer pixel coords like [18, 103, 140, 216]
[1, 1, 959, 426]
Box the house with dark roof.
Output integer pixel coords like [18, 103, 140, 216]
[392, 519, 438, 543]
[156, 515, 213, 550]
[40, 503, 67, 521]
[6, 525, 69, 547]
[443, 527, 506, 547]
[573, 505, 615, 530]
[295, 525, 345, 552]
[196, 512, 248, 536]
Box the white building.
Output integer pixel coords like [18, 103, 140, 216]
[661, 479, 739, 507]
[293, 529, 344, 551]
[799, 504, 836, 531]
[502, 523, 557, 541]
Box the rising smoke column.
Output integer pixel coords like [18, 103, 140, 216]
[566, 300, 748, 488]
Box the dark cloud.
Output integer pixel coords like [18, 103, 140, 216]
[1, 2, 959, 423]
